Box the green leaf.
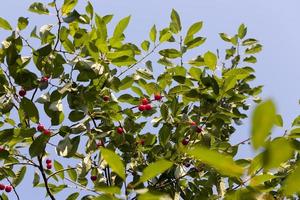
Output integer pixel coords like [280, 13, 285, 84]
[251, 100, 276, 149]
[56, 136, 73, 157]
[54, 160, 65, 179]
[141, 40, 150, 51]
[94, 186, 121, 194]
[159, 49, 181, 59]
[139, 191, 171, 200]
[20, 97, 39, 123]
[159, 29, 172, 42]
[245, 44, 262, 54]
[66, 192, 80, 200]
[238, 24, 247, 39]
[250, 173, 276, 186]
[170, 9, 181, 33]
[33, 172, 40, 186]
[185, 146, 244, 177]
[119, 76, 134, 90]
[283, 162, 300, 195]
[0, 17, 12, 30]
[263, 138, 294, 170]
[28, 2, 49, 15]
[158, 124, 171, 146]
[100, 148, 125, 180]
[29, 134, 49, 157]
[113, 15, 131, 39]
[69, 110, 85, 122]
[17, 17, 29, 30]
[204, 51, 217, 71]
[62, 0, 78, 15]
[292, 115, 300, 127]
[111, 56, 136, 67]
[185, 37, 206, 49]
[185, 21, 203, 43]
[149, 25, 157, 42]
[274, 114, 283, 127]
[243, 56, 257, 63]
[138, 159, 173, 184]
[67, 167, 77, 182]
[12, 166, 26, 187]
[219, 33, 231, 42]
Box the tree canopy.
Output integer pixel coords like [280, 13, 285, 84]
[0, 1, 300, 200]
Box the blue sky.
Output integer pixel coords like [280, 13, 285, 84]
[1, 0, 300, 199]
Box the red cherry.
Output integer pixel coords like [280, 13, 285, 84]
[138, 104, 146, 111]
[37, 124, 45, 132]
[46, 163, 52, 169]
[181, 138, 189, 146]
[46, 159, 52, 164]
[18, 89, 26, 97]
[43, 129, 51, 136]
[0, 147, 4, 152]
[97, 140, 104, 147]
[0, 183, 5, 190]
[141, 98, 149, 105]
[116, 127, 124, 135]
[154, 93, 162, 101]
[139, 139, 145, 146]
[41, 76, 49, 83]
[103, 96, 110, 102]
[189, 121, 197, 126]
[145, 104, 152, 110]
[5, 185, 12, 193]
[196, 126, 203, 133]
[90, 175, 97, 181]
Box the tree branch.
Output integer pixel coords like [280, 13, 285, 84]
[37, 156, 56, 200]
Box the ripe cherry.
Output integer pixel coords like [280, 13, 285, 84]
[97, 140, 104, 147]
[18, 89, 26, 97]
[46, 163, 52, 169]
[196, 126, 203, 133]
[43, 129, 51, 136]
[154, 93, 162, 101]
[37, 124, 45, 132]
[116, 127, 124, 135]
[189, 121, 197, 126]
[46, 159, 52, 164]
[139, 139, 145, 146]
[5, 185, 12, 193]
[0, 147, 4, 152]
[90, 175, 97, 181]
[103, 96, 110, 102]
[138, 104, 146, 111]
[181, 138, 189, 146]
[141, 98, 149, 105]
[41, 76, 49, 83]
[145, 104, 152, 110]
[0, 183, 5, 190]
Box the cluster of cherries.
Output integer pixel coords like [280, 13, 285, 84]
[90, 175, 97, 182]
[181, 121, 204, 146]
[18, 76, 49, 97]
[0, 183, 12, 193]
[45, 159, 52, 170]
[138, 94, 162, 112]
[37, 124, 51, 136]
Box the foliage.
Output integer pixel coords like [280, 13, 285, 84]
[0, 1, 299, 200]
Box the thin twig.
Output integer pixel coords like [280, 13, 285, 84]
[47, 167, 77, 181]
[117, 43, 161, 78]
[53, 0, 62, 51]
[37, 156, 56, 200]
[0, 168, 20, 200]
[65, 177, 101, 195]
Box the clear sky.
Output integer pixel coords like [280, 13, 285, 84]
[1, 0, 300, 199]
